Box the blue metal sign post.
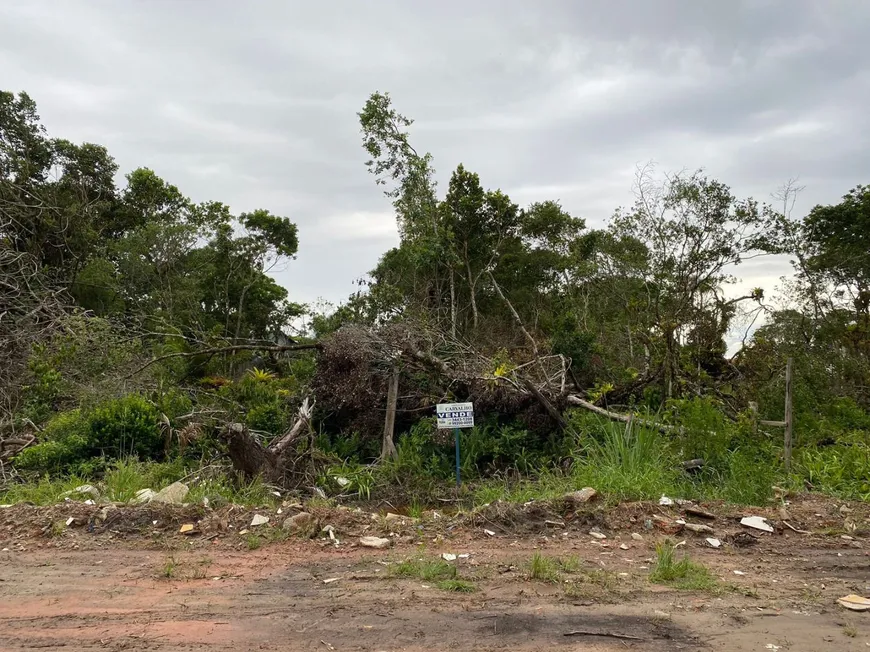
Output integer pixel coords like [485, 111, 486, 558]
[454, 428, 461, 487]
[436, 402, 474, 488]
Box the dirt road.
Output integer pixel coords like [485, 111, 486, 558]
[2, 498, 870, 650]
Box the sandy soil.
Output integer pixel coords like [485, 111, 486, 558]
[2, 496, 870, 651]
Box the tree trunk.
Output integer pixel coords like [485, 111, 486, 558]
[222, 398, 314, 485]
[449, 267, 457, 337]
[381, 370, 399, 460]
[465, 252, 479, 330]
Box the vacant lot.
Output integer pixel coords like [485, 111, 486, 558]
[2, 497, 869, 651]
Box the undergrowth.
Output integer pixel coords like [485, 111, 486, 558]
[649, 541, 718, 591]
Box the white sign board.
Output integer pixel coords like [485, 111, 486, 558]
[436, 402, 474, 429]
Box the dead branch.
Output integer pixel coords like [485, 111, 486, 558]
[565, 395, 677, 434]
[127, 342, 322, 378]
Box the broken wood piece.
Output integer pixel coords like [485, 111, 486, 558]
[564, 630, 644, 641]
[684, 506, 716, 520]
[783, 521, 811, 535]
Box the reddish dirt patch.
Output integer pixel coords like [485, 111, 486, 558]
[2, 496, 870, 650]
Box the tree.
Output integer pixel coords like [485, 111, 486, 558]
[608, 166, 769, 398]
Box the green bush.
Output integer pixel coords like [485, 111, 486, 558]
[88, 395, 162, 459]
[14, 436, 90, 473]
[246, 401, 287, 436]
[14, 395, 163, 473]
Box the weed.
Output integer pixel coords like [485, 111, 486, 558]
[843, 623, 858, 638]
[559, 556, 582, 573]
[527, 552, 560, 583]
[407, 501, 424, 519]
[437, 579, 475, 592]
[161, 556, 177, 579]
[47, 520, 66, 538]
[245, 534, 262, 550]
[391, 557, 457, 581]
[649, 541, 717, 591]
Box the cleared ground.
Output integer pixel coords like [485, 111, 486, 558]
[1, 496, 869, 650]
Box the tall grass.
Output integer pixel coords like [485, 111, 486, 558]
[573, 418, 681, 502]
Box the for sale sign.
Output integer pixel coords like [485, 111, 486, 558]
[436, 402, 474, 429]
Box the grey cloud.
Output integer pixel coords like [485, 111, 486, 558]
[1, 0, 868, 308]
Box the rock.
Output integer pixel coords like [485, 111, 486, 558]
[589, 531, 607, 540]
[398, 535, 415, 545]
[564, 487, 598, 504]
[250, 514, 269, 527]
[384, 512, 403, 522]
[335, 476, 351, 488]
[63, 484, 101, 500]
[152, 482, 189, 505]
[359, 536, 391, 549]
[131, 488, 156, 505]
[441, 553, 457, 561]
[179, 523, 195, 534]
[483, 529, 496, 537]
[705, 537, 722, 548]
[631, 533, 644, 541]
[283, 512, 319, 537]
[684, 523, 715, 534]
[658, 495, 674, 507]
[619, 543, 630, 550]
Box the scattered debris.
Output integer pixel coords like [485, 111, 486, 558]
[652, 514, 683, 534]
[673, 540, 686, 548]
[179, 524, 195, 534]
[483, 529, 496, 537]
[250, 514, 269, 527]
[335, 476, 350, 488]
[322, 577, 341, 584]
[841, 534, 854, 541]
[441, 553, 457, 561]
[731, 532, 759, 548]
[705, 538, 722, 548]
[631, 533, 644, 541]
[619, 543, 630, 550]
[684, 523, 715, 534]
[684, 506, 716, 520]
[783, 521, 811, 535]
[733, 570, 746, 576]
[589, 531, 607, 540]
[544, 519, 566, 528]
[765, 645, 781, 651]
[659, 496, 674, 507]
[740, 516, 774, 533]
[359, 536, 391, 549]
[152, 482, 189, 505]
[838, 594, 870, 612]
[564, 487, 598, 504]
[65, 517, 75, 526]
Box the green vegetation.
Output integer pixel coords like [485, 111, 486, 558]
[1, 88, 869, 512]
[649, 541, 718, 591]
[527, 552, 561, 583]
[389, 556, 476, 592]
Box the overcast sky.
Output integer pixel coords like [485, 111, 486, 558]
[2, 0, 868, 312]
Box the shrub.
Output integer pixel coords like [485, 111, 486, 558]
[88, 395, 162, 460]
[14, 395, 163, 474]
